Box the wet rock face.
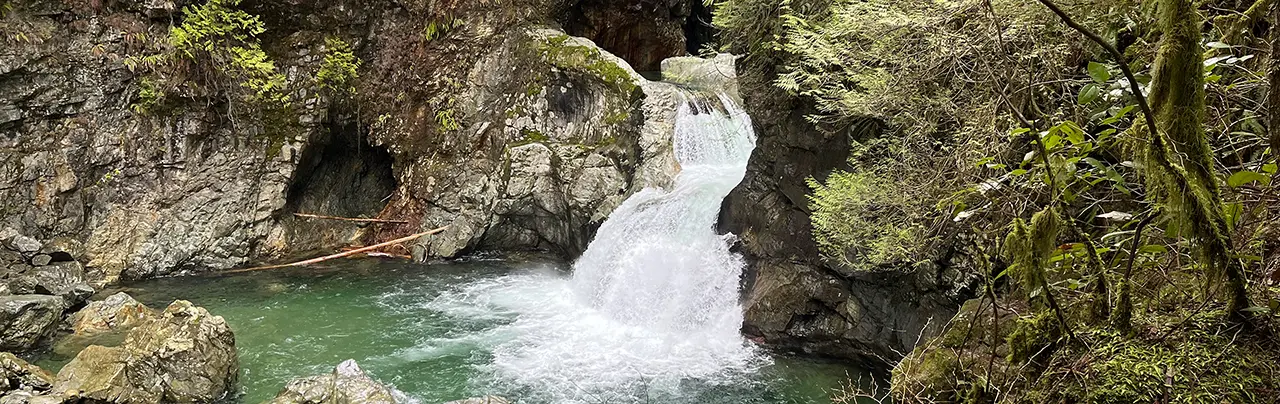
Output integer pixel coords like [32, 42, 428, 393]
[1, 0, 686, 279]
[398, 28, 690, 259]
[720, 60, 980, 368]
[53, 300, 238, 403]
[565, 0, 691, 71]
[265, 359, 398, 404]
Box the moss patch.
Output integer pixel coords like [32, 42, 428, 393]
[536, 34, 638, 95]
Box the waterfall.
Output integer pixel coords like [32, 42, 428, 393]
[570, 92, 756, 335]
[424, 91, 763, 402]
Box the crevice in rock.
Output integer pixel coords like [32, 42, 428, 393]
[280, 108, 396, 252]
[684, 0, 715, 55]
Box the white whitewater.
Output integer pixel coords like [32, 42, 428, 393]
[571, 93, 757, 334]
[419, 92, 762, 402]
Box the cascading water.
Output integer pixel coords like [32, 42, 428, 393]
[571, 92, 756, 337]
[416, 90, 765, 402]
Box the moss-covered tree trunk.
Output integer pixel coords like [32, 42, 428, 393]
[1148, 0, 1251, 317]
[1271, 2, 1280, 160]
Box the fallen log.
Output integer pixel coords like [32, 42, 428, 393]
[292, 213, 409, 224]
[226, 226, 449, 273]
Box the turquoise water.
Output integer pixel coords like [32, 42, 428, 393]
[47, 256, 869, 403]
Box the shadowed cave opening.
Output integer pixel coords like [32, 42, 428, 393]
[281, 112, 397, 251]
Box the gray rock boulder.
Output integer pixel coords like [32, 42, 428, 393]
[265, 359, 397, 404]
[5, 238, 39, 255]
[4, 262, 92, 307]
[66, 292, 154, 336]
[0, 295, 65, 351]
[0, 352, 54, 394]
[52, 300, 237, 403]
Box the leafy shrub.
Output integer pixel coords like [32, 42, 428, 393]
[807, 169, 928, 271]
[169, 0, 289, 106]
[316, 37, 360, 94]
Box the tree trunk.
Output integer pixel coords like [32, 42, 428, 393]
[1271, 2, 1280, 160]
[1148, 0, 1251, 318]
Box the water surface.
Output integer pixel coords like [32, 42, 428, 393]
[46, 257, 866, 403]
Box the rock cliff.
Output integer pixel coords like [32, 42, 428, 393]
[0, 0, 692, 282]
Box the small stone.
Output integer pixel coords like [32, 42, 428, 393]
[8, 236, 41, 254]
[30, 255, 52, 267]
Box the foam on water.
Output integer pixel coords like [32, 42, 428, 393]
[422, 93, 763, 401]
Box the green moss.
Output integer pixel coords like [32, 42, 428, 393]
[536, 34, 638, 95]
[603, 109, 629, 125]
[518, 128, 548, 144]
[1005, 311, 1060, 365]
[1026, 321, 1278, 403]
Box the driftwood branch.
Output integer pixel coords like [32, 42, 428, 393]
[227, 226, 449, 273]
[292, 213, 409, 224]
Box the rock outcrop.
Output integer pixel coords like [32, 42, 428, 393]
[0, 353, 54, 396]
[0, 0, 697, 281]
[721, 59, 981, 367]
[0, 295, 65, 352]
[52, 300, 238, 403]
[265, 360, 398, 404]
[66, 292, 154, 336]
[564, 0, 693, 71]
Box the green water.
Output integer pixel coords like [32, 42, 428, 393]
[43, 256, 870, 403]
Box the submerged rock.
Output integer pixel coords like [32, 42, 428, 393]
[0, 295, 65, 352]
[265, 359, 398, 404]
[52, 300, 237, 403]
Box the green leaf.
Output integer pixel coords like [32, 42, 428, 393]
[1227, 170, 1270, 187]
[1207, 41, 1232, 49]
[1225, 202, 1242, 231]
[1139, 244, 1168, 255]
[1077, 83, 1100, 105]
[1263, 162, 1277, 174]
[1010, 169, 1028, 176]
[1059, 121, 1086, 145]
[1087, 62, 1111, 83]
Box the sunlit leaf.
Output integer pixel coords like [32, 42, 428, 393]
[1087, 62, 1110, 83]
[1227, 171, 1270, 187]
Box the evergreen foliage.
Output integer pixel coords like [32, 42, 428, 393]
[715, 0, 1280, 401]
[169, 0, 289, 107]
[316, 37, 361, 94]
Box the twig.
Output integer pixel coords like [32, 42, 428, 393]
[227, 226, 449, 273]
[293, 212, 409, 224]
